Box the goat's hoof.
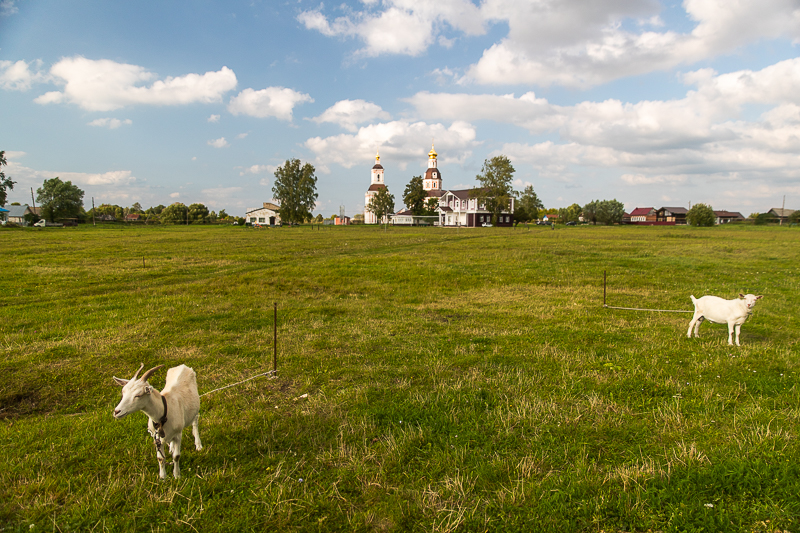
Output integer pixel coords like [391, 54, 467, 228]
[196, 444, 203, 451]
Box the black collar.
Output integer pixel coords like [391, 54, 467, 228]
[153, 395, 168, 438]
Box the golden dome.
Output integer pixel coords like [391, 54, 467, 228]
[375, 150, 380, 162]
[428, 142, 437, 159]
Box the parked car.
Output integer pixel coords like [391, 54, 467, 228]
[566, 221, 577, 226]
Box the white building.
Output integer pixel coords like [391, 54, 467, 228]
[396, 143, 514, 227]
[245, 202, 280, 226]
[364, 151, 388, 224]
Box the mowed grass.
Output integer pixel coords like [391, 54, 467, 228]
[1, 223, 799, 532]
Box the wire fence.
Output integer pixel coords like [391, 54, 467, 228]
[602, 270, 694, 314]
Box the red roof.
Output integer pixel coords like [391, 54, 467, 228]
[630, 207, 655, 216]
[367, 184, 387, 191]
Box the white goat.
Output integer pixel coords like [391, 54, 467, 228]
[687, 293, 763, 346]
[113, 363, 203, 479]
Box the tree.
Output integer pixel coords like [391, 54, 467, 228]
[367, 186, 395, 225]
[272, 159, 318, 225]
[790, 211, 800, 224]
[187, 203, 210, 223]
[161, 202, 189, 224]
[218, 209, 228, 219]
[131, 202, 143, 213]
[36, 177, 85, 222]
[686, 203, 715, 227]
[582, 200, 599, 224]
[403, 175, 428, 215]
[754, 212, 777, 225]
[0, 151, 16, 207]
[315, 214, 324, 223]
[424, 197, 439, 215]
[558, 203, 582, 224]
[471, 155, 515, 225]
[595, 199, 625, 225]
[516, 185, 544, 222]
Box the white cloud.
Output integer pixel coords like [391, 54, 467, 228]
[201, 186, 242, 196]
[87, 117, 133, 129]
[465, 0, 800, 87]
[236, 132, 248, 139]
[34, 56, 237, 111]
[405, 58, 800, 196]
[0, 0, 17, 16]
[170, 192, 181, 198]
[311, 99, 391, 131]
[227, 87, 313, 120]
[237, 164, 276, 176]
[208, 137, 229, 148]
[208, 114, 220, 123]
[1, 154, 137, 189]
[0, 59, 43, 91]
[299, 0, 800, 88]
[305, 119, 478, 170]
[297, 0, 485, 58]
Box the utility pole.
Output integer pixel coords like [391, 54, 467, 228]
[91, 197, 96, 226]
[781, 195, 786, 226]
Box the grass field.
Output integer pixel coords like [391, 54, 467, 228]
[1, 223, 799, 532]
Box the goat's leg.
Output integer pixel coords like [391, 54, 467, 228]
[192, 414, 203, 451]
[171, 435, 182, 479]
[688, 313, 702, 338]
[155, 438, 167, 479]
[727, 321, 735, 345]
[693, 316, 704, 337]
[734, 323, 741, 346]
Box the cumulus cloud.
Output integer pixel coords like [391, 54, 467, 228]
[87, 117, 133, 129]
[299, 0, 800, 88]
[33, 56, 237, 111]
[237, 164, 276, 176]
[208, 114, 220, 123]
[208, 137, 229, 148]
[297, 0, 485, 58]
[305, 119, 478, 171]
[0, 59, 44, 91]
[0, 0, 17, 16]
[1, 153, 137, 190]
[311, 99, 391, 131]
[227, 87, 313, 120]
[405, 58, 800, 193]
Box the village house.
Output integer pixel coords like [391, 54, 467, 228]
[4, 204, 37, 226]
[768, 207, 796, 224]
[656, 207, 688, 224]
[713, 210, 745, 224]
[629, 207, 657, 224]
[245, 202, 281, 226]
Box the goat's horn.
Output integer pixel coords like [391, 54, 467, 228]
[140, 365, 164, 383]
[131, 363, 145, 381]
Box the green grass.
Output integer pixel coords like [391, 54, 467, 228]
[1, 223, 799, 532]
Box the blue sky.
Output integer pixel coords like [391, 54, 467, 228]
[1, 0, 799, 217]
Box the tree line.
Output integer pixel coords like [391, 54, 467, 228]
[4, 151, 795, 227]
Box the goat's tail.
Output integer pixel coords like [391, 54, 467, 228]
[690, 295, 697, 303]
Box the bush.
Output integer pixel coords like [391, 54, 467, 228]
[686, 203, 715, 227]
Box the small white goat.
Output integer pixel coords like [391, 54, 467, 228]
[113, 363, 203, 479]
[687, 293, 763, 346]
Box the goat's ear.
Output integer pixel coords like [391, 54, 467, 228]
[739, 293, 745, 298]
[756, 295, 763, 300]
[144, 385, 152, 394]
[112, 376, 128, 387]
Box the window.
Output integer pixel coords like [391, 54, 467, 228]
[258, 217, 265, 223]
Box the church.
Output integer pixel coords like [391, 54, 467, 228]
[364, 144, 514, 227]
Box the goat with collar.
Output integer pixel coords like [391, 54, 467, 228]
[113, 363, 203, 479]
